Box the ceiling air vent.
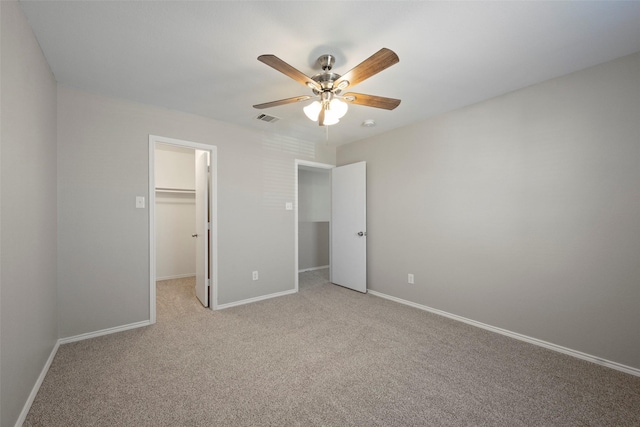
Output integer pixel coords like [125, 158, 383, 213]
[256, 113, 280, 123]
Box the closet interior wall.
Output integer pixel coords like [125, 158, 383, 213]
[298, 168, 331, 271]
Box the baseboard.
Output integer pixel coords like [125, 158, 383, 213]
[59, 320, 151, 345]
[368, 290, 640, 377]
[156, 273, 195, 281]
[298, 265, 329, 273]
[216, 288, 297, 310]
[15, 340, 60, 427]
[15, 320, 152, 425]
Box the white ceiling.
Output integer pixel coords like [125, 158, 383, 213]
[19, 1, 640, 146]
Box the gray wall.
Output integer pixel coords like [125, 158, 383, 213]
[338, 52, 640, 370]
[57, 86, 335, 337]
[1, 2, 59, 425]
[298, 168, 331, 222]
[298, 169, 330, 270]
[299, 222, 329, 271]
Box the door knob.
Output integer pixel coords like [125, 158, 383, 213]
[357, 231, 367, 237]
[192, 234, 198, 238]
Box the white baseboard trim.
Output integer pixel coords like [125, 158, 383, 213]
[15, 340, 60, 427]
[59, 320, 151, 345]
[368, 290, 640, 377]
[156, 273, 195, 281]
[298, 265, 329, 273]
[216, 288, 297, 310]
[16, 320, 152, 425]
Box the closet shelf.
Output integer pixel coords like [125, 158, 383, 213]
[155, 187, 195, 194]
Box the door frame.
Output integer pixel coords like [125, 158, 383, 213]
[149, 135, 218, 323]
[194, 149, 210, 308]
[294, 159, 335, 292]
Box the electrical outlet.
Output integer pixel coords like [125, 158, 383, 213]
[408, 273, 414, 284]
[252, 271, 259, 281]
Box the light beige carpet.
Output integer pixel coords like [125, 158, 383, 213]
[25, 269, 640, 426]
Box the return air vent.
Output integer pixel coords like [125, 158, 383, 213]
[256, 113, 280, 123]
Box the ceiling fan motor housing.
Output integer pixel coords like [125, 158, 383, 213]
[310, 54, 344, 94]
[311, 72, 342, 94]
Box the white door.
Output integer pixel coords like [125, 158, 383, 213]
[195, 150, 209, 307]
[331, 161, 367, 293]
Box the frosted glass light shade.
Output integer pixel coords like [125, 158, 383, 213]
[329, 99, 348, 119]
[303, 101, 322, 121]
[322, 114, 340, 126]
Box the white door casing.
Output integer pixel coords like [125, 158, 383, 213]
[331, 161, 367, 293]
[150, 135, 217, 322]
[195, 150, 209, 307]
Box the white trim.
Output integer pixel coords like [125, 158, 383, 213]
[149, 135, 219, 318]
[298, 265, 329, 273]
[15, 341, 60, 427]
[156, 273, 196, 281]
[149, 139, 156, 323]
[59, 320, 151, 345]
[216, 289, 297, 310]
[294, 160, 334, 294]
[209, 147, 219, 310]
[368, 290, 640, 377]
[16, 320, 151, 425]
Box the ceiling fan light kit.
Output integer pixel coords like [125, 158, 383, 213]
[254, 48, 401, 127]
[303, 97, 348, 125]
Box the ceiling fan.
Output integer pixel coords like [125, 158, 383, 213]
[253, 48, 401, 126]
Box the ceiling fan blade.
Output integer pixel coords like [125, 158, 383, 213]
[333, 48, 399, 91]
[253, 95, 313, 109]
[258, 55, 322, 91]
[342, 93, 401, 110]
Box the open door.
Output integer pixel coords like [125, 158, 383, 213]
[195, 150, 209, 307]
[331, 161, 367, 293]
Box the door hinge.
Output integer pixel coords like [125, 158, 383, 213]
[207, 222, 211, 230]
[206, 279, 210, 287]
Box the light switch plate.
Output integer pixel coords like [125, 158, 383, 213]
[285, 202, 293, 210]
[136, 196, 145, 209]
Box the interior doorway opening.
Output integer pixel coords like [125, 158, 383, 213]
[294, 160, 334, 292]
[154, 144, 198, 282]
[149, 135, 218, 323]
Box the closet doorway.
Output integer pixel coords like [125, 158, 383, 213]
[294, 160, 333, 291]
[149, 135, 218, 323]
[295, 159, 368, 294]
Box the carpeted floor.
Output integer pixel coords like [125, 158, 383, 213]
[24, 269, 640, 426]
